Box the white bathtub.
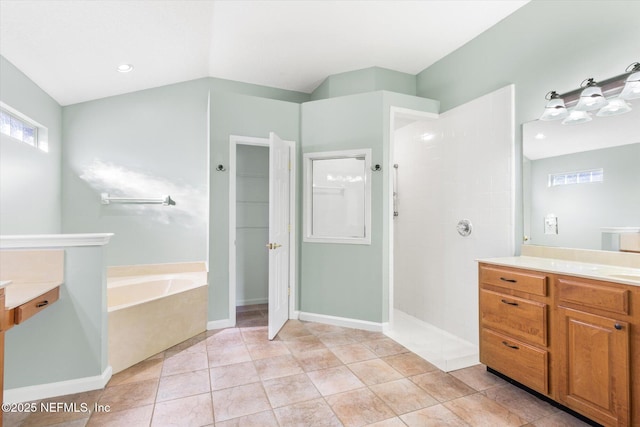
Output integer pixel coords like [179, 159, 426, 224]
[107, 264, 208, 374]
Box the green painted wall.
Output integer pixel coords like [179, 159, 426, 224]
[416, 0, 640, 252]
[300, 91, 438, 323]
[62, 79, 211, 266]
[61, 76, 308, 267]
[208, 91, 300, 321]
[311, 67, 416, 101]
[210, 76, 310, 104]
[301, 92, 384, 322]
[0, 56, 62, 234]
[5, 245, 107, 389]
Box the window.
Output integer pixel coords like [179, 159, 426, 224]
[303, 149, 372, 244]
[548, 168, 603, 187]
[0, 104, 48, 152]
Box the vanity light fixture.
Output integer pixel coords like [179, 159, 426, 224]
[619, 62, 640, 100]
[596, 98, 632, 117]
[117, 63, 134, 73]
[562, 110, 592, 125]
[574, 79, 607, 111]
[539, 91, 568, 121]
[540, 61, 638, 125]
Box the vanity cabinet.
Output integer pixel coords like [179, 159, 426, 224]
[556, 277, 631, 427]
[479, 265, 550, 394]
[479, 263, 639, 427]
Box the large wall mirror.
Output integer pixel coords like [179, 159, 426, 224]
[303, 149, 371, 244]
[523, 100, 640, 251]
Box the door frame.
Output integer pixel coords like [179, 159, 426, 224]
[228, 135, 297, 327]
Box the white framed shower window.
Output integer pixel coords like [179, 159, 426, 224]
[303, 148, 371, 245]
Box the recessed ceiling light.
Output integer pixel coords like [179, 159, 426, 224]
[117, 64, 134, 73]
[535, 133, 545, 140]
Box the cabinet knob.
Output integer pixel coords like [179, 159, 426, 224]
[614, 323, 622, 330]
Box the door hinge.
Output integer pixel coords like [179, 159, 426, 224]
[288, 161, 292, 171]
[288, 287, 291, 296]
[288, 224, 291, 232]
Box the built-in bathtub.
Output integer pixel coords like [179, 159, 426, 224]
[107, 262, 208, 374]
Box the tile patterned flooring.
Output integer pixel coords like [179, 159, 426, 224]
[4, 306, 591, 427]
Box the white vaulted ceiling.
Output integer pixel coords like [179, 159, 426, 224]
[0, 0, 529, 106]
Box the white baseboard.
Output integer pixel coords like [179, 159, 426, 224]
[4, 366, 112, 404]
[207, 318, 234, 330]
[289, 310, 300, 320]
[298, 311, 383, 332]
[235, 298, 268, 306]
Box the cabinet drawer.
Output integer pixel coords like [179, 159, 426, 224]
[480, 289, 547, 346]
[480, 265, 547, 296]
[14, 287, 59, 324]
[480, 328, 548, 394]
[557, 278, 629, 315]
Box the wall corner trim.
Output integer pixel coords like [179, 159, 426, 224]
[3, 366, 112, 404]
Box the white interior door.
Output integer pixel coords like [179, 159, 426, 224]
[267, 131, 290, 340]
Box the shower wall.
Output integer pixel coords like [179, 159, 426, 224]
[393, 85, 515, 345]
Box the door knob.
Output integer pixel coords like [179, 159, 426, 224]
[265, 243, 282, 250]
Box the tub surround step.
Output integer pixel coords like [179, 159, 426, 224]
[108, 261, 207, 278]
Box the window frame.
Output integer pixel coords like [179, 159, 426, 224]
[548, 168, 604, 187]
[303, 148, 372, 245]
[0, 102, 48, 152]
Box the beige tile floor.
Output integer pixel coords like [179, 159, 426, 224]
[4, 305, 593, 427]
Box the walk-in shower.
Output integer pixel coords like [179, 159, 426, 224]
[387, 86, 515, 371]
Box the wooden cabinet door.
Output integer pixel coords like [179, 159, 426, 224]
[557, 307, 630, 426]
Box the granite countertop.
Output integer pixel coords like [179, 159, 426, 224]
[477, 256, 640, 287]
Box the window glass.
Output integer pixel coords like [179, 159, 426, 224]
[549, 169, 603, 187]
[0, 107, 42, 150]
